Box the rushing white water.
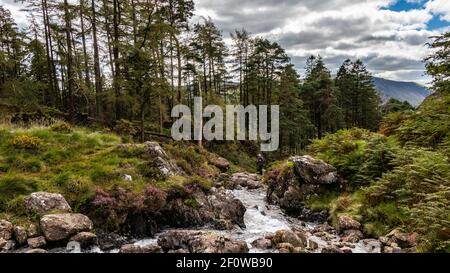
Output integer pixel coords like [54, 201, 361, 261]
[54, 186, 372, 253]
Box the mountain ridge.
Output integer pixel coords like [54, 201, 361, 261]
[372, 77, 432, 107]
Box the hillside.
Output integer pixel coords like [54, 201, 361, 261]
[373, 77, 432, 107]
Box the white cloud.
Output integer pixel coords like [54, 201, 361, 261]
[426, 0, 450, 21]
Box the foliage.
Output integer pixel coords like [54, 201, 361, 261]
[9, 135, 43, 150]
[50, 121, 73, 133]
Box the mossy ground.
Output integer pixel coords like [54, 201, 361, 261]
[0, 122, 252, 226]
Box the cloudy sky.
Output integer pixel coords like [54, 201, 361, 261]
[3, 0, 450, 85]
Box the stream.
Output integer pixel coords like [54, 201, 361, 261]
[55, 187, 372, 253]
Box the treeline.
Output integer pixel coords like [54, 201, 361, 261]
[0, 1, 380, 154]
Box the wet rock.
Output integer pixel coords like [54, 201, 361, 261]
[276, 243, 294, 252]
[337, 215, 361, 232]
[341, 247, 353, 253]
[251, 238, 272, 249]
[2, 240, 16, 251]
[313, 224, 335, 234]
[321, 246, 344, 253]
[27, 236, 46, 249]
[308, 239, 319, 250]
[26, 248, 48, 254]
[340, 229, 363, 243]
[293, 247, 305, 253]
[157, 230, 249, 253]
[24, 192, 72, 215]
[96, 232, 128, 251]
[120, 244, 163, 253]
[211, 157, 230, 171]
[0, 238, 6, 249]
[383, 246, 402, 253]
[281, 230, 306, 247]
[278, 248, 290, 253]
[290, 156, 338, 185]
[229, 173, 261, 189]
[0, 220, 13, 240]
[40, 213, 93, 242]
[14, 226, 28, 245]
[362, 239, 382, 253]
[69, 232, 97, 248]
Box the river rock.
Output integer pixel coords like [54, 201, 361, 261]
[69, 232, 97, 248]
[120, 244, 163, 253]
[2, 240, 15, 251]
[40, 213, 93, 242]
[0, 238, 6, 249]
[337, 215, 361, 232]
[229, 173, 261, 189]
[308, 239, 319, 250]
[276, 243, 294, 252]
[362, 239, 382, 253]
[27, 224, 39, 238]
[321, 246, 344, 253]
[26, 248, 48, 253]
[157, 230, 249, 253]
[27, 236, 46, 249]
[14, 226, 28, 245]
[341, 229, 363, 243]
[0, 220, 13, 240]
[251, 238, 272, 249]
[211, 157, 230, 171]
[24, 192, 72, 215]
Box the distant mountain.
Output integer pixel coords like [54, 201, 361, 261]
[372, 77, 432, 107]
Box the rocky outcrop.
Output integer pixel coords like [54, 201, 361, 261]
[290, 156, 338, 185]
[267, 156, 339, 216]
[117, 142, 182, 178]
[40, 213, 93, 242]
[161, 188, 246, 230]
[24, 192, 72, 215]
[157, 230, 249, 253]
[336, 215, 361, 233]
[119, 244, 163, 253]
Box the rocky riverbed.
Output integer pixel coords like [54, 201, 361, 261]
[0, 145, 417, 254]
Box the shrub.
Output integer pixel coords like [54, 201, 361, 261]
[10, 135, 43, 150]
[50, 121, 73, 133]
[114, 119, 137, 142]
[143, 186, 167, 212]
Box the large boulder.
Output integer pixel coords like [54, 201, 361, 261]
[290, 156, 338, 185]
[158, 230, 249, 253]
[0, 220, 13, 240]
[161, 189, 246, 230]
[120, 244, 163, 253]
[210, 157, 230, 171]
[337, 215, 361, 232]
[24, 192, 72, 215]
[266, 155, 338, 216]
[271, 229, 307, 248]
[40, 213, 93, 242]
[69, 232, 97, 248]
[386, 229, 418, 248]
[229, 173, 261, 189]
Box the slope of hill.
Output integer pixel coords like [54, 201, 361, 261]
[373, 77, 432, 107]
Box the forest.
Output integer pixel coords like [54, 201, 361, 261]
[0, 0, 449, 254]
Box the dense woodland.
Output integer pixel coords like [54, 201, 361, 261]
[1, 1, 382, 153]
